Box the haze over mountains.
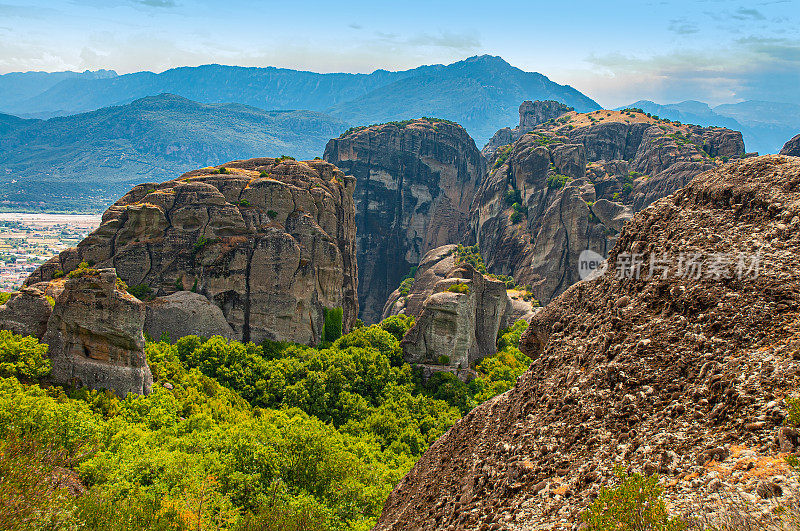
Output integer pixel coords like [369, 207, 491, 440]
[0, 54, 798, 212]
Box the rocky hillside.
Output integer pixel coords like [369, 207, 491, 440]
[471, 106, 746, 304]
[375, 155, 800, 530]
[781, 134, 800, 156]
[25, 157, 358, 345]
[324, 118, 484, 323]
[482, 100, 574, 157]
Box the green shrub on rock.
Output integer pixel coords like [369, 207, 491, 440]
[0, 330, 51, 380]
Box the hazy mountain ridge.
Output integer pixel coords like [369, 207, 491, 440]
[620, 99, 800, 154]
[0, 94, 349, 211]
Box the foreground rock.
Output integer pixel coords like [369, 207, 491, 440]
[471, 105, 747, 304]
[44, 268, 152, 396]
[376, 156, 800, 530]
[26, 158, 358, 345]
[324, 119, 484, 323]
[0, 287, 52, 339]
[144, 291, 234, 341]
[781, 133, 800, 156]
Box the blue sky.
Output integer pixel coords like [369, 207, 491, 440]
[1, 0, 798, 107]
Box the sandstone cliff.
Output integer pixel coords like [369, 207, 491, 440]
[376, 155, 800, 530]
[781, 134, 800, 156]
[44, 268, 152, 396]
[324, 118, 484, 323]
[471, 107, 746, 304]
[26, 158, 358, 345]
[482, 100, 574, 157]
[0, 286, 52, 339]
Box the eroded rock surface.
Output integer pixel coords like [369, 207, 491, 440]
[324, 119, 484, 323]
[376, 155, 800, 530]
[482, 100, 574, 157]
[781, 133, 800, 156]
[144, 291, 234, 341]
[44, 268, 152, 396]
[0, 286, 52, 339]
[471, 107, 747, 304]
[26, 158, 358, 345]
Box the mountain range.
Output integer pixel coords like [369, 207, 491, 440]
[619, 99, 800, 155]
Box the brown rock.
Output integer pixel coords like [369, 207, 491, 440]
[0, 286, 52, 339]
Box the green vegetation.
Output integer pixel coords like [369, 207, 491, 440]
[321, 307, 343, 343]
[437, 355, 450, 365]
[531, 132, 561, 146]
[174, 275, 184, 292]
[0, 291, 11, 305]
[510, 202, 528, 224]
[128, 284, 154, 301]
[493, 144, 513, 168]
[454, 244, 487, 274]
[582, 468, 684, 531]
[0, 330, 51, 380]
[67, 261, 100, 279]
[267, 210, 278, 219]
[445, 282, 470, 294]
[275, 155, 296, 163]
[547, 173, 572, 189]
[211, 166, 231, 175]
[396, 266, 418, 297]
[504, 188, 522, 206]
[237, 199, 251, 207]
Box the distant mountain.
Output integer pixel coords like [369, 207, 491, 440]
[0, 56, 601, 146]
[0, 70, 117, 116]
[619, 99, 800, 154]
[0, 94, 348, 212]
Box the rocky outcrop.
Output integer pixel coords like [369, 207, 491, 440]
[324, 119, 484, 323]
[0, 286, 53, 339]
[470, 108, 747, 304]
[482, 100, 573, 157]
[376, 155, 800, 530]
[144, 291, 235, 341]
[44, 268, 152, 396]
[400, 263, 510, 376]
[26, 158, 358, 345]
[780, 133, 800, 156]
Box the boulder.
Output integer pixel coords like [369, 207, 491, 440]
[324, 119, 484, 323]
[144, 291, 235, 341]
[43, 268, 152, 396]
[0, 287, 52, 339]
[780, 133, 800, 156]
[26, 157, 358, 345]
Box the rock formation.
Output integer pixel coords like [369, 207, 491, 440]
[0, 286, 52, 339]
[26, 157, 358, 345]
[44, 268, 152, 396]
[144, 291, 235, 341]
[482, 100, 574, 157]
[375, 155, 800, 530]
[323, 118, 484, 323]
[470, 107, 747, 305]
[781, 133, 800, 156]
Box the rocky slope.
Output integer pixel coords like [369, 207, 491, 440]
[781, 134, 800, 156]
[375, 155, 800, 530]
[26, 157, 358, 345]
[471, 107, 746, 304]
[482, 100, 574, 157]
[324, 118, 484, 323]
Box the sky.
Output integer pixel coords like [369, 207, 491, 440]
[1, 0, 799, 108]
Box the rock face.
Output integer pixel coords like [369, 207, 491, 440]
[323, 119, 484, 323]
[375, 156, 800, 530]
[482, 100, 573, 157]
[470, 107, 747, 304]
[0, 287, 52, 339]
[44, 268, 152, 396]
[144, 291, 235, 341]
[26, 158, 358, 345]
[400, 263, 510, 375]
[780, 133, 800, 156]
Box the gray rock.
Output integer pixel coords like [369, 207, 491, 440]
[780, 134, 800, 156]
[43, 268, 152, 396]
[0, 286, 52, 339]
[591, 199, 633, 233]
[144, 291, 235, 342]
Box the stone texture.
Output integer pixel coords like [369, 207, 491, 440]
[482, 100, 574, 157]
[400, 263, 510, 375]
[375, 155, 800, 531]
[144, 291, 235, 341]
[43, 268, 152, 396]
[470, 108, 747, 305]
[0, 286, 52, 339]
[26, 158, 358, 345]
[324, 119, 484, 323]
[780, 133, 800, 156]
